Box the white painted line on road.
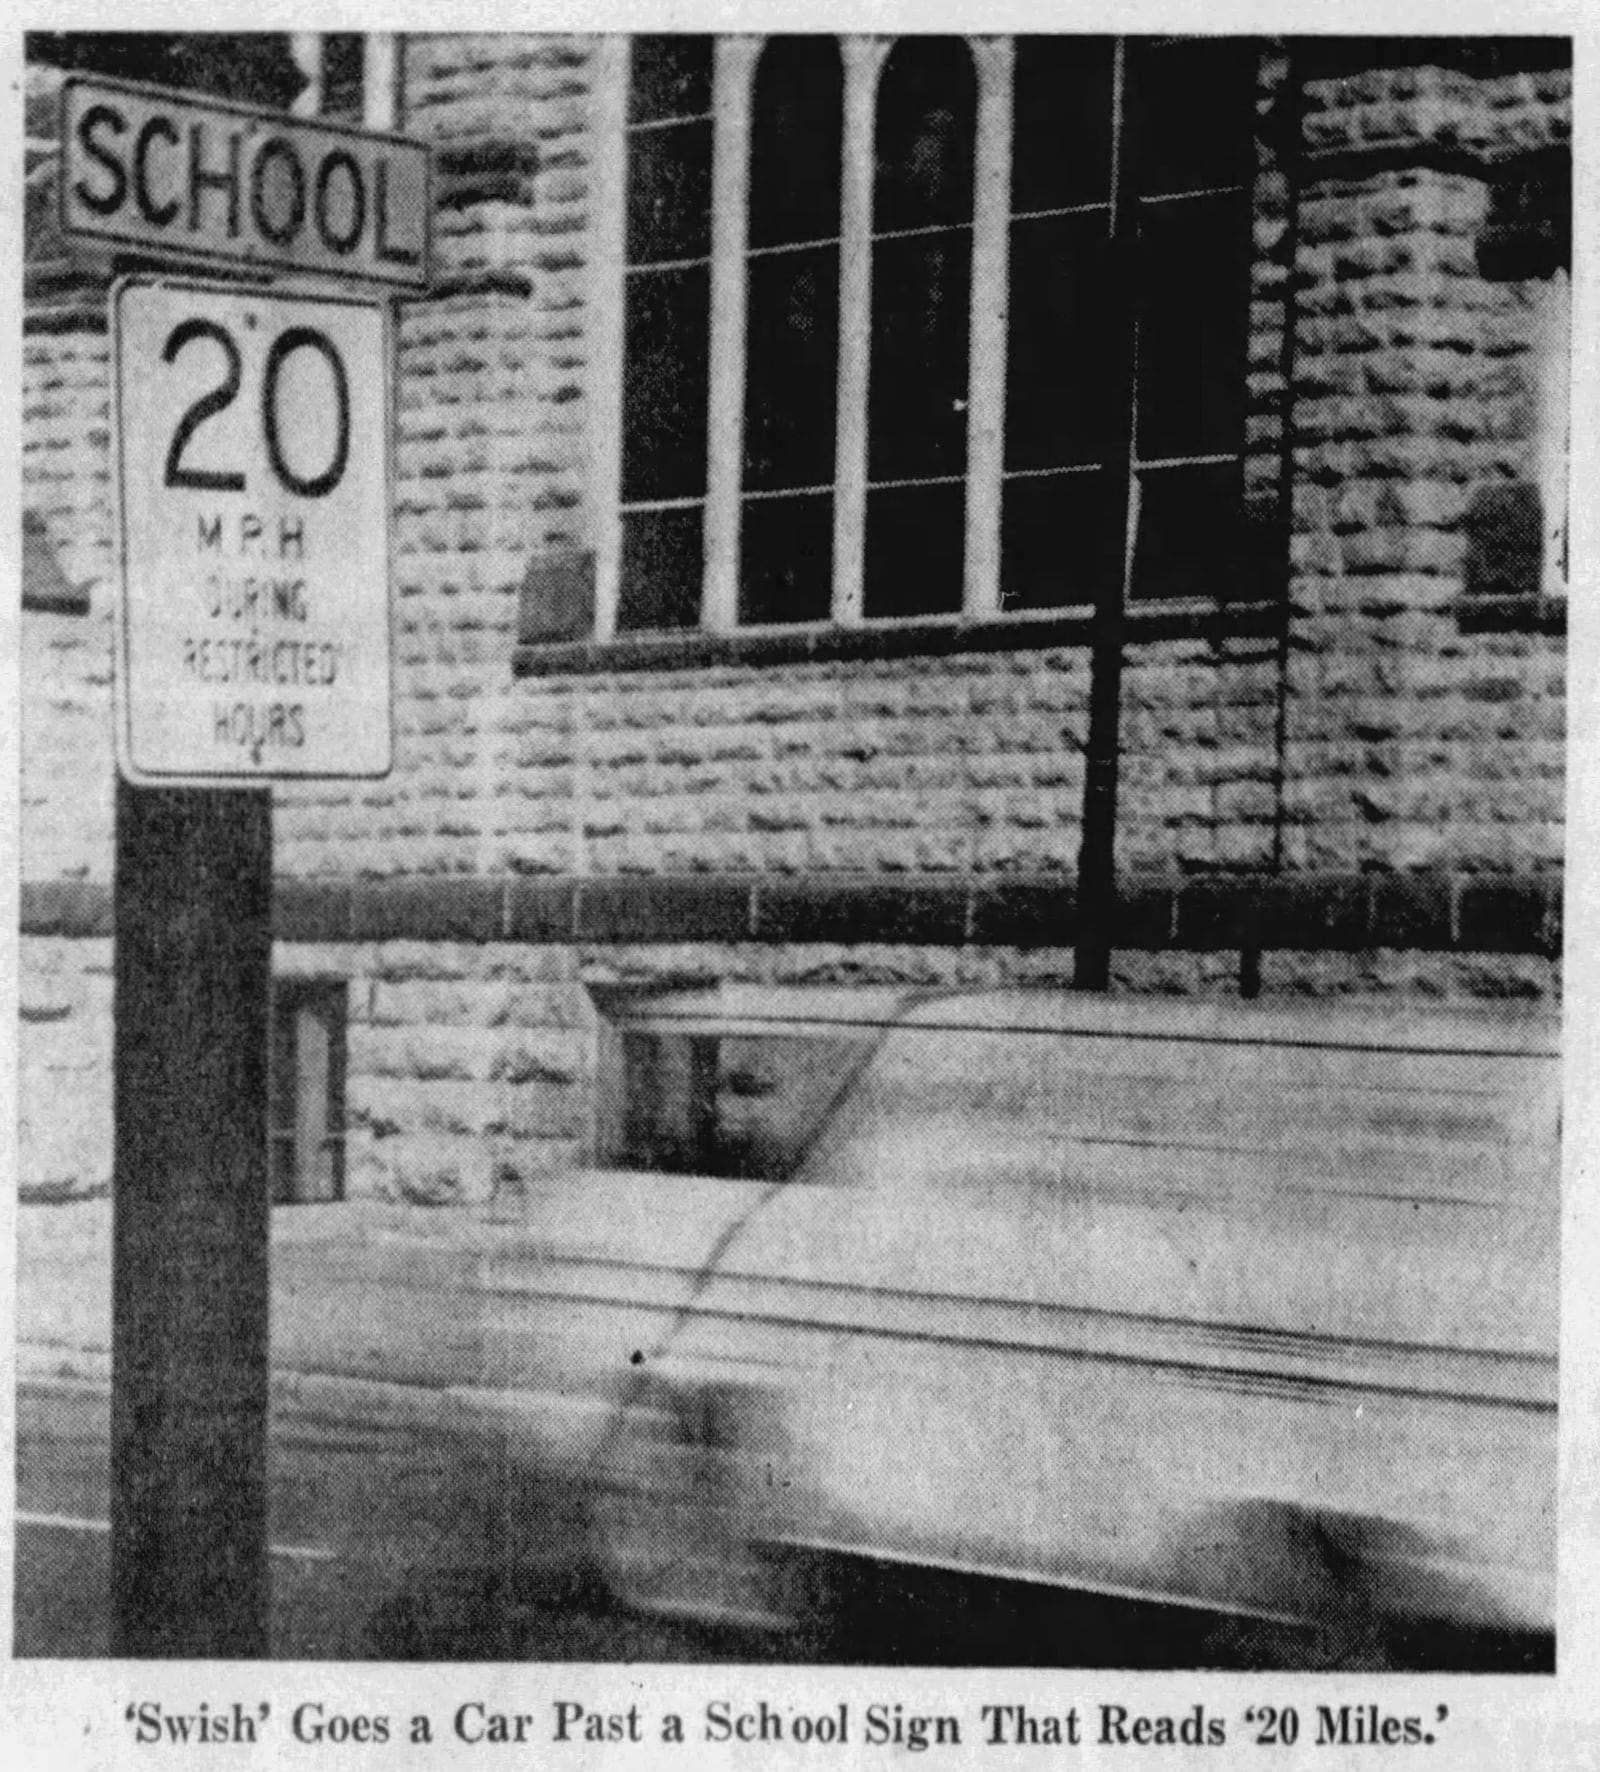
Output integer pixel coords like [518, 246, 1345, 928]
[18, 1509, 338, 1563]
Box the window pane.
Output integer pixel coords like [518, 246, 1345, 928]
[629, 35, 713, 124]
[744, 245, 839, 493]
[864, 483, 965, 618]
[1130, 461, 1245, 602]
[868, 233, 971, 484]
[622, 264, 710, 502]
[874, 38, 977, 234]
[1136, 192, 1250, 461]
[619, 506, 704, 630]
[603, 1030, 873, 1181]
[269, 982, 346, 1206]
[321, 33, 364, 120]
[626, 118, 713, 264]
[716, 1034, 871, 1179]
[296, 1003, 339, 1204]
[1005, 212, 1115, 472]
[739, 493, 834, 625]
[1010, 36, 1115, 214]
[1000, 471, 1122, 611]
[1131, 38, 1257, 197]
[749, 37, 843, 248]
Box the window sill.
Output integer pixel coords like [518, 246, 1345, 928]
[514, 599, 1285, 678]
[1454, 593, 1567, 636]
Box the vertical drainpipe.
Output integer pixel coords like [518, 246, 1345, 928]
[1072, 39, 1140, 992]
[1251, 40, 1305, 998]
[1268, 42, 1305, 884]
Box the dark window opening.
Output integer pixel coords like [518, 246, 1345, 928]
[619, 505, 705, 632]
[26, 31, 307, 106]
[621, 263, 711, 504]
[1130, 461, 1248, 603]
[619, 37, 716, 632]
[739, 37, 844, 625]
[320, 33, 364, 121]
[629, 35, 714, 125]
[748, 37, 844, 250]
[864, 482, 967, 619]
[599, 1016, 876, 1181]
[740, 492, 835, 626]
[1135, 192, 1252, 464]
[1463, 481, 1544, 599]
[743, 245, 840, 494]
[873, 37, 978, 233]
[1004, 213, 1115, 475]
[1124, 38, 1259, 609]
[1000, 472, 1122, 613]
[1010, 37, 1115, 216]
[23, 509, 90, 615]
[1129, 37, 1257, 199]
[626, 118, 714, 265]
[863, 38, 975, 621]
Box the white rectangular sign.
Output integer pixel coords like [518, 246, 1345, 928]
[113, 276, 394, 785]
[63, 75, 430, 290]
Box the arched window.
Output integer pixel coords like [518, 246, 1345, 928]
[740, 37, 844, 625]
[864, 38, 976, 619]
[578, 32, 1274, 651]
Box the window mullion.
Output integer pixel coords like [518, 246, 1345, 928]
[965, 38, 1014, 619]
[591, 37, 632, 642]
[289, 34, 323, 118]
[703, 39, 760, 633]
[1536, 268, 1570, 596]
[1111, 39, 1141, 608]
[363, 34, 399, 130]
[832, 37, 889, 626]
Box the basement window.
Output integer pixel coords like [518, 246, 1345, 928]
[270, 980, 348, 1204]
[1459, 268, 1568, 635]
[594, 986, 894, 1180]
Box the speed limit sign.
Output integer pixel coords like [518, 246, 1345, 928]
[112, 276, 393, 783]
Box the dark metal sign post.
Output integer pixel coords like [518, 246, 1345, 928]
[111, 784, 273, 1657]
[70, 72, 415, 1660]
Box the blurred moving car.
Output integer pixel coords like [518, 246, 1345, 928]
[16, 989, 1558, 1661]
[464, 988, 1561, 1648]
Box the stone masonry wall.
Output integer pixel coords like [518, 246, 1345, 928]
[18, 38, 1569, 1207]
[21, 325, 116, 886]
[22, 39, 1568, 900]
[18, 939, 115, 1203]
[18, 926, 1557, 1207]
[1282, 56, 1569, 876]
[276, 35, 596, 880]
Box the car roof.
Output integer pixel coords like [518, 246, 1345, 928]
[597, 984, 1559, 1059]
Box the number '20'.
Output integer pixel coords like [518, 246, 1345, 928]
[162, 318, 351, 499]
